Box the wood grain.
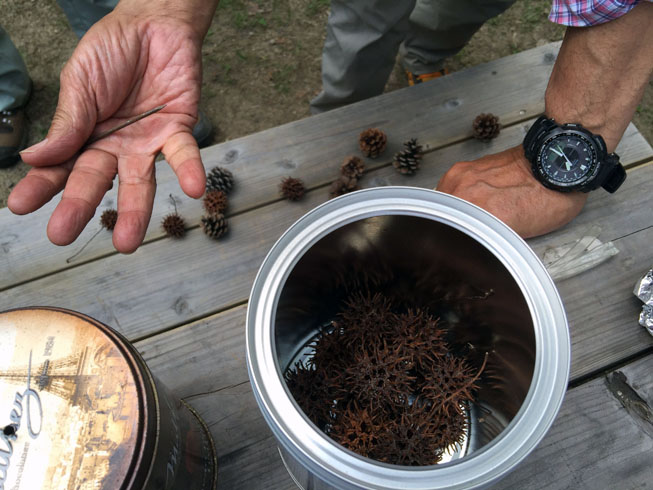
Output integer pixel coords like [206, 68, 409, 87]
[498, 353, 653, 489]
[141, 317, 653, 490]
[0, 42, 574, 289]
[2, 122, 650, 347]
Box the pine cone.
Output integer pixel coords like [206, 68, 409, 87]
[340, 156, 365, 178]
[359, 128, 387, 158]
[280, 177, 306, 201]
[206, 166, 235, 193]
[472, 113, 501, 141]
[162, 213, 186, 238]
[203, 190, 229, 214]
[100, 209, 118, 231]
[201, 213, 228, 239]
[392, 138, 423, 175]
[329, 176, 359, 198]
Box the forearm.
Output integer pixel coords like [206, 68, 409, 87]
[545, 2, 653, 152]
[114, 0, 220, 41]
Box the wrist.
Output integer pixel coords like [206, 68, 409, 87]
[114, 0, 219, 40]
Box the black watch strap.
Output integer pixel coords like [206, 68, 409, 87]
[601, 154, 626, 193]
[523, 115, 556, 160]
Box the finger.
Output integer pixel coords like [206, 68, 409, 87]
[20, 65, 96, 167]
[47, 149, 117, 246]
[113, 154, 156, 254]
[162, 131, 206, 198]
[7, 160, 74, 215]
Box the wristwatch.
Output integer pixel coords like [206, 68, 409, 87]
[523, 115, 626, 193]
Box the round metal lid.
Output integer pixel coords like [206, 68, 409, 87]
[0, 308, 151, 490]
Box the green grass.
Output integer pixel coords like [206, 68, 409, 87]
[271, 63, 297, 94]
[218, 0, 270, 30]
[306, 0, 330, 16]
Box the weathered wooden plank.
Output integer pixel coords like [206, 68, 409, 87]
[142, 324, 653, 490]
[498, 353, 653, 489]
[217, 433, 294, 490]
[136, 304, 248, 398]
[0, 42, 576, 289]
[136, 236, 652, 465]
[2, 121, 650, 346]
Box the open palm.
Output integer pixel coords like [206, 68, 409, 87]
[9, 12, 206, 253]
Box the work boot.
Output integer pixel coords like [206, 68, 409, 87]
[0, 108, 28, 168]
[405, 68, 450, 86]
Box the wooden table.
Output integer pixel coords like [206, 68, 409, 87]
[2, 42, 652, 489]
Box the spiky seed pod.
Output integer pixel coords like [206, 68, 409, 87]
[392, 139, 423, 175]
[358, 128, 387, 158]
[280, 177, 306, 201]
[201, 213, 228, 239]
[203, 189, 229, 214]
[329, 176, 359, 198]
[100, 209, 118, 231]
[206, 166, 235, 193]
[161, 213, 186, 238]
[472, 113, 501, 141]
[329, 406, 382, 458]
[340, 156, 365, 178]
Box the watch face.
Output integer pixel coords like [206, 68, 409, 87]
[538, 133, 598, 187]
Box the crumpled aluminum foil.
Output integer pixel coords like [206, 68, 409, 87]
[634, 267, 653, 335]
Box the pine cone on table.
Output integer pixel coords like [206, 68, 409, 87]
[392, 138, 423, 175]
[203, 190, 229, 214]
[359, 128, 387, 158]
[280, 177, 306, 201]
[340, 156, 365, 178]
[472, 113, 501, 141]
[206, 166, 235, 193]
[201, 213, 228, 239]
[162, 213, 186, 238]
[329, 176, 359, 198]
[100, 209, 118, 231]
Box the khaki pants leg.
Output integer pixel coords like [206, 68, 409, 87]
[55, 0, 118, 38]
[0, 27, 31, 111]
[400, 0, 517, 75]
[310, 0, 417, 114]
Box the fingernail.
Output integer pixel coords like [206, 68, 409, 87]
[20, 138, 48, 154]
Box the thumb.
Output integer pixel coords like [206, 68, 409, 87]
[21, 72, 96, 166]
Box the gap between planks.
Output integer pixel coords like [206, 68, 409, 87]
[1, 121, 651, 295]
[0, 42, 571, 290]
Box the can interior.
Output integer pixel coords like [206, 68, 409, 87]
[274, 214, 535, 463]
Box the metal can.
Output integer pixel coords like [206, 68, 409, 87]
[0, 307, 217, 490]
[247, 187, 570, 489]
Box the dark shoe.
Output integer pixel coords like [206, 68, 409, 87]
[0, 108, 28, 168]
[192, 109, 213, 148]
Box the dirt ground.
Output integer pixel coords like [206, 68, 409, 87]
[1, 0, 651, 208]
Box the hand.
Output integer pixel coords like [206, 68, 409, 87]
[7, 9, 206, 253]
[436, 146, 588, 238]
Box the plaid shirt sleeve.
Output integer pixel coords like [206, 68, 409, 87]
[549, 0, 652, 26]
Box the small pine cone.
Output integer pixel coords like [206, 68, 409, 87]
[472, 113, 501, 141]
[100, 209, 118, 231]
[201, 213, 228, 239]
[162, 213, 186, 238]
[206, 166, 235, 193]
[340, 156, 365, 178]
[359, 128, 387, 158]
[329, 176, 359, 198]
[393, 151, 420, 175]
[280, 177, 306, 201]
[392, 138, 423, 175]
[203, 190, 229, 214]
